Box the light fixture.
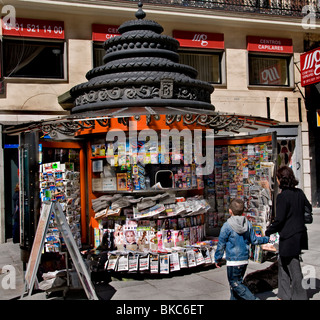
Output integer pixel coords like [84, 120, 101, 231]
[52, 48, 61, 55]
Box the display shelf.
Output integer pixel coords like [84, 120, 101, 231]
[92, 187, 200, 194]
[95, 242, 217, 275]
[90, 156, 113, 160]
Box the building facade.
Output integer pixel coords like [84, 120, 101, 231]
[1, 0, 319, 242]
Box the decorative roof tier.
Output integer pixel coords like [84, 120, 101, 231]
[69, 2, 215, 114]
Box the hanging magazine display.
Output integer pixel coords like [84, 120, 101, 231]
[88, 133, 276, 274]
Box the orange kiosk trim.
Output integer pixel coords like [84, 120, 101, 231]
[40, 140, 87, 243]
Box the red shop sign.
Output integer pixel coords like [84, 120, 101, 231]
[1, 17, 64, 39]
[300, 47, 320, 87]
[92, 24, 120, 42]
[247, 36, 292, 54]
[173, 30, 224, 49]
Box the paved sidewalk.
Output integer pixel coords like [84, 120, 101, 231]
[0, 239, 25, 300]
[1, 211, 320, 300]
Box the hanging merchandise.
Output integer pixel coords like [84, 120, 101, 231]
[40, 160, 82, 251]
[209, 138, 274, 232]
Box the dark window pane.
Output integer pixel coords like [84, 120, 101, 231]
[248, 54, 290, 86]
[179, 51, 221, 84]
[93, 43, 105, 68]
[3, 39, 64, 79]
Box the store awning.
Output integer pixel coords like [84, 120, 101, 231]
[2, 106, 279, 137]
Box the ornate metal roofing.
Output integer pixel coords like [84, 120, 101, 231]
[69, 2, 215, 114]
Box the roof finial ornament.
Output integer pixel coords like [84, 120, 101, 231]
[135, 1, 146, 20]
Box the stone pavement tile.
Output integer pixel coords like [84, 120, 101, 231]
[195, 268, 228, 287]
[150, 273, 227, 296]
[111, 282, 159, 300]
[255, 289, 278, 300]
[108, 279, 147, 291]
[203, 290, 231, 300]
[301, 251, 320, 267]
[247, 260, 274, 271]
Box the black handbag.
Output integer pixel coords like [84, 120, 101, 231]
[304, 206, 313, 224]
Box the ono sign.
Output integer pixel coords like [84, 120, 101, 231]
[301, 47, 320, 87]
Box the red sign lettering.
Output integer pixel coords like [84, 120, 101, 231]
[92, 24, 120, 42]
[247, 36, 292, 54]
[173, 30, 224, 49]
[300, 47, 320, 87]
[1, 17, 64, 39]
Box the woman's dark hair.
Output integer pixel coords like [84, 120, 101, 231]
[276, 166, 298, 189]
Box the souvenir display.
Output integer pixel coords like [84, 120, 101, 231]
[40, 161, 82, 251]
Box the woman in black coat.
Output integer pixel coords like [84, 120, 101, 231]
[265, 166, 311, 300]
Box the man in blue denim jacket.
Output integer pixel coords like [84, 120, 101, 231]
[214, 199, 269, 300]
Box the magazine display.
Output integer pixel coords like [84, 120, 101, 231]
[103, 243, 217, 274]
[92, 138, 275, 276]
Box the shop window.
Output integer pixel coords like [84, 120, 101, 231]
[3, 38, 65, 79]
[93, 42, 104, 68]
[178, 50, 223, 84]
[248, 54, 292, 87]
[93, 44, 224, 84]
[93, 44, 224, 85]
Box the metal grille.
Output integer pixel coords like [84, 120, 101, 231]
[106, 0, 320, 18]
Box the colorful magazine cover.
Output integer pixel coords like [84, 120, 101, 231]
[137, 230, 149, 251]
[178, 250, 188, 268]
[149, 230, 158, 251]
[186, 250, 196, 267]
[139, 253, 149, 271]
[183, 227, 190, 246]
[173, 230, 184, 247]
[123, 223, 138, 250]
[169, 252, 180, 272]
[149, 253, 159, 274]
[159, 254, 170, 274]
[157, 231, 163, 250]
[163, 229, 173, 249]
[107, 254, 119, 271]
[128, 253, 139, 272]
[202, 248, 212, 264]
[194, 248, 205, 266]
[114, 223, 124, 250]
[117, 255, 129, 272]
